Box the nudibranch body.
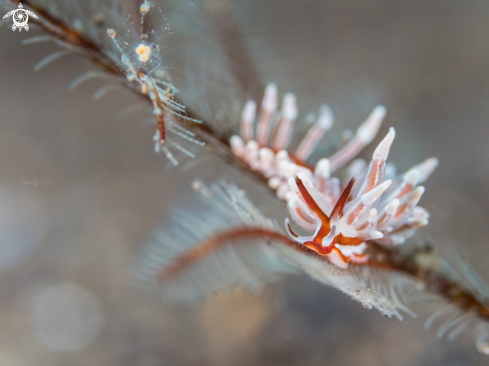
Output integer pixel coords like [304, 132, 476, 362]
[230, 83, 438, 269]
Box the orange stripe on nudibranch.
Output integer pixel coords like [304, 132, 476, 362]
[304, 240, 334, 255]
[330, 177, 355, 219]
[295, 176, 330, 227]
[294, 175, 362, 259]
[286, 221, 299, 238]
[332, 233, 364, 246]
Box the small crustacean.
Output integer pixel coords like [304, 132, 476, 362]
[230, 84, 438, 268]
[106, 23, 202, 166]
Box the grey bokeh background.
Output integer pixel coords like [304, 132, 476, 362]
[1, 0, 489, 364]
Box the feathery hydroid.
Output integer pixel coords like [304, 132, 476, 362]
[2, 0, 203, 165]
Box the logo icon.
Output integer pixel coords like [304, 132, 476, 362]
[3, 3, 37, 32]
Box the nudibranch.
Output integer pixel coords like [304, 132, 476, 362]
[230, 83, 438, 269]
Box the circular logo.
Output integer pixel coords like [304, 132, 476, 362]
[2, 3, 38, 32]
[12, 8, 29, 28]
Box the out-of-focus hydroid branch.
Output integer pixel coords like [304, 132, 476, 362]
[159, 227, 300, 282]
[152, 211, 489, 324]
[370, 243, 489, 323]
[136, 180, 489, 353]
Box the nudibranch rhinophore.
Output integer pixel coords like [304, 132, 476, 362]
[230, 83, 438, 268]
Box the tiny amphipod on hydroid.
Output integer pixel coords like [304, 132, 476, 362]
[104, 1, 202, 166]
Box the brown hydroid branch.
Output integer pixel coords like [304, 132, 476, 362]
[159, 227, 301, 282]
[160, 226, 489, 323]
[369, 243, 489, 322]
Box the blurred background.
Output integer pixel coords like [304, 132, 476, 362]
[1, 0, 489, 364]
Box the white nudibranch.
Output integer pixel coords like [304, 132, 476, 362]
[230, 83, 438, 268]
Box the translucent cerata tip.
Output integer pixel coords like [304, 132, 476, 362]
[317, 105, 333, 129]
[373, 127, 395, 160]
[262, 83, 278, 112]
[282, 93, 297, 120]
[357, 105, 386, 143]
